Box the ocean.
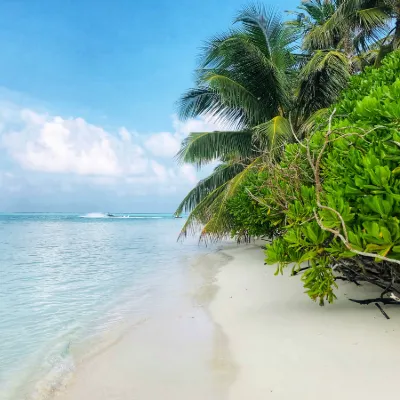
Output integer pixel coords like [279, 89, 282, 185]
[0, 213, 216, 400]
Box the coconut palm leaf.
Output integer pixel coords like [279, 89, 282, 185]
[174, 162, 245, 216]
[286, 0, 338, 39]
[199, 33, 290, 124]
[252, 116, 293, 159]
[178, 6, 295, 129]
[236, 4, 298, 63]
[176, 130, 253, 167]
[199, 156, 264, 241]
[357, 7, 390, 30]
[201, 71, 267, 124]
[296, 50, 351, 118]
[303, 0, 392, 53]
[178, 182, 230, 240]
[177, 87, 249, 128]
[296, 107, 330, 139]
[178, 156, 263, 240]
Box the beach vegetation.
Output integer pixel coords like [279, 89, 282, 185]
[230, 51, 400, 304]
[175, 1, 400, 304]
[175, 4, 353, 239]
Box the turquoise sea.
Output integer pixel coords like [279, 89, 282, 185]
[0, 213, 215, 400]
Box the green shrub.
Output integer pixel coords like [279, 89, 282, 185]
[227, 170, 275, 240]
[231, 51, 400, 304]
[227, 142, 314, 241]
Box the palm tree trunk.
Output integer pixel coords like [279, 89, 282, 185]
[342, 30, 355, 73]
[343, 31, 353, 61]
[375, 12, 400, 67]
[393, 15, 400, 50]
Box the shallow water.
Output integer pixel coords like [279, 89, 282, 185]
[0, 213, 215, 400]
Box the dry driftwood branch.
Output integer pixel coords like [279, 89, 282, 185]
[349, 297, 400, 306]
[375, 303, 390, 319]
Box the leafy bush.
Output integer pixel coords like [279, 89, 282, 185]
[231, 51, 400, 304]
[227, 142, 314, 241]
[227, 170, 275, 240]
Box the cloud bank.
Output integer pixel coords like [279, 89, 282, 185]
[0, 102, 224, 212]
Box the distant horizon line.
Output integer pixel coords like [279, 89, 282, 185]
[0, 211, 179, 214]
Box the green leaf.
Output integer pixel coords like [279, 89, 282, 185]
[176, 130, 253, 168]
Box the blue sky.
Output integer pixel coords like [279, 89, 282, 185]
[0, 0, 298, 212]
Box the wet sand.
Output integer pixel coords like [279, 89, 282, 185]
[55, 251, 236, 400]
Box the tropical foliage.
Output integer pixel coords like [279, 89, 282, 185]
[175, 3, 364, 238]
[229, 51, 400, 304]
[175, 1, 400, 303]
[299, 0, 400, 66]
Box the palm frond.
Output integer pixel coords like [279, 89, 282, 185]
[235, 4, 293, 62]
[296, 107, 330, 139]
[200, 33, 292, 122]
[176, 130, 253, 168]
[302, 22, 340, 51]
[178, 181, 230, 240]
[296, 50, 350, 117]
[201, 72, 266, 123]
[178, 156, 264, 241]
[252, 116, 292, 159]
[199, 156, 264, 241]
[303, 0, 392, 52]
[357, 7, 390, 30]
[177, 5, 295, 128]
[177, 87, 248, 128]
[174, 162, 245, 216]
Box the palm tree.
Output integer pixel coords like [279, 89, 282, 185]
[286, 0, 338, 38]
[175, 6, 293, 239]
[300, 0, 400, 66]
[175, 4, 351, 240]
[287, 1, 373, 120]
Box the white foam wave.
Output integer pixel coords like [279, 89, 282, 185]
[80, 213, 164, 219]
[80, 213, 108, 218]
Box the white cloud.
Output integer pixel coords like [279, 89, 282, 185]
[145, 132, 180, 158]
[0, 99, 236, 213]
[118, 127, 132, 142]
[1, 108, 156, 178]
[171, 114, 228, 136]
[0, 105, 226, 177]
[0, 103, 230, 204]
[2, 112, 131, 176]
[177, 164, 197, 185]
[144, 115, 228, 158]
[151, 160, 169, 182]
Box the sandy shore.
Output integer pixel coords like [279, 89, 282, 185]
[210, 245, 400, 400]
[54, 250, 236, 400]
[55, 244, 399, 400]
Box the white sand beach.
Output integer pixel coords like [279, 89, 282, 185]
[210, 245, 400, 400]
[56, 244, 399, 400]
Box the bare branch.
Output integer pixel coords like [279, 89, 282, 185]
[313, 210, 400, 266]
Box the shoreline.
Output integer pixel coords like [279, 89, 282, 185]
[53, 247, 237, 400]
[47, 243, 400, 400]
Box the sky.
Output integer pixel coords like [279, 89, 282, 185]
[0, 0, 298, 212]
